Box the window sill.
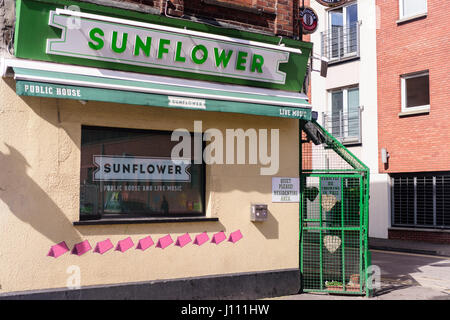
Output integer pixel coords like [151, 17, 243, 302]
[333, 136, 361, 146]
[74, 216, 219, 226]
[389, 227, 450, 233]
[398, 108, 430, 117]
[396, 12, 427, 25]
[327, 55, 360, 66]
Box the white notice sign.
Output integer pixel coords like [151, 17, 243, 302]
[272, 177, 300, 203]
[320, 177, 341, 201]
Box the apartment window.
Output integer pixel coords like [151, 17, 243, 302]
[401, 71, 430, 112]
[392, 173, 450, 229]
[399, 0, 427, 19]
[323, 86, 361, 144]
[321, 2, 359, 61]
[79, 126, 205, 221]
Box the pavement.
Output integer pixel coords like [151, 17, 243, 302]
[271, 238, 450, 300]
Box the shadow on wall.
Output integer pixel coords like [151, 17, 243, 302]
[0, 144, 83, 245]
[0, 143, 229, 242]
[253, 209, 279, 240]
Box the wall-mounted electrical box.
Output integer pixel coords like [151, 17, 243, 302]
[250, 204, 268, 222]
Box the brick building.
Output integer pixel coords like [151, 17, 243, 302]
[376, 0, 450, 243]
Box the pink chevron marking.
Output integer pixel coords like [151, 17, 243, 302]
[115, 237, 134, 253]
[136, 236, 154, 251]
[94, 239, 114, 254]
[175, 233, 192, 248]
[47, 241, 69, 258]
[193, 232, 209, 246]
[156, 234, 173, 249]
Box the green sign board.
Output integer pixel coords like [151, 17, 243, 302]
[14, 0, 312, 92]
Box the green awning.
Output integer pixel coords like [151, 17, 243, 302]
[7, 59, 311, 120]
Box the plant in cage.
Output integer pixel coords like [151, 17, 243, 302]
[325, 280, 343, 291]
[325, 279, 360, 292]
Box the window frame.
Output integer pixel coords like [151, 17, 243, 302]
[326, 1, 359, 61]
[79, 125, 207, 222]
[400, 71, 430, 113]
[399, 0, 427, 20]
[391, 172, 450, 229]
[326, 85, 361, 144]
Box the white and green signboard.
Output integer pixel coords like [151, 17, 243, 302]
[47, 10, 289, 85]
[14, 0, 312, 91]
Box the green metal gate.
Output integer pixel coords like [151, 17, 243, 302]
[300, 120, 371, 296]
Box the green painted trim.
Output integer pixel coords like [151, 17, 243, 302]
[16, 80, 311, 120]
[302, 169, 368, 173]
[13, 0, 22, 55]
[340, 177, 345, 291]
[303, 173, 361, 178]
[303, 227, 361, 231]
[359, 175, 364, 295]
[303, 289, 363, 295]
[319, 177, 323, 290]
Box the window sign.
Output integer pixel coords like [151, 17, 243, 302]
[80, 126, 205, 219]
[93, 156, 191, 182]
[320, 177, 342, 202]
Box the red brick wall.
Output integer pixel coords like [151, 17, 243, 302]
[389, 229, 450, 244]
[376, 0, 450, 174]
[122, 0, 307, 38]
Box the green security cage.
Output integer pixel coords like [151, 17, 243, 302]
[300, 120, 371, 296]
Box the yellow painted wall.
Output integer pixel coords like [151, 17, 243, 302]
[0, 77, 299, 294]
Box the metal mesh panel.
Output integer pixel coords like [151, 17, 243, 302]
[302, 121, 367, 173]
[301, 175, 363, 294]
[300, 120, 369, 296]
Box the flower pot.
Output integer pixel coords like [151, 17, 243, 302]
[350, 273, 360, 284]
[325, 284, 360, 292]
[326, 285, 343, 291]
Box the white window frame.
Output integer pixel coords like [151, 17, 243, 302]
[327, 86, 360, 143]
[327, 1, 358, 31]
[399, 0, 427, 20]
[326, 1, 359, 60]
[401, 71, 430, 113]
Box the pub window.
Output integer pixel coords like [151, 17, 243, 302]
[401, 71, 430, 113]
[79, 126, 205, 220]
[399, 0, 427, 19]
